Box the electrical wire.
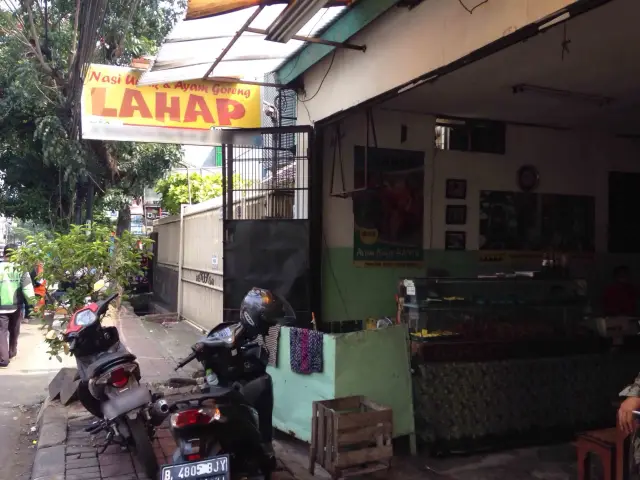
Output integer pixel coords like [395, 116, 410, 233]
[457, 0, 488, 14]
[299, 95, 312, 124]
[297, 48, 337, 122]
[278, 8, 329, 84]
[300, 49, 336, 103]
[322, 231, 350, 320]
[69, 0, 109, 139]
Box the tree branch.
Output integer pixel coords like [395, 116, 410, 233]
[67, 0, 80, 70]
[88, 140, 119, 179]
[22, 0, 51, 73]
[33, 0, 43, 21]
[22, 0, 65, 90]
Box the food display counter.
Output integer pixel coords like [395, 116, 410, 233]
[399, 276, 640, 454]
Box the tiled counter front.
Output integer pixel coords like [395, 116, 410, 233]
[413, 351, 640, 454]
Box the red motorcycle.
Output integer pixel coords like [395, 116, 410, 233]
[64, 293, 164, 479]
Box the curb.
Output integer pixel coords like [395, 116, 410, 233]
[31, 397, 68, 480]
[34, 395, 51, 428]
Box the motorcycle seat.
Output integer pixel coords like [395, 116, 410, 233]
[87, 351, 137, 379]
[202, 385, 246, 403]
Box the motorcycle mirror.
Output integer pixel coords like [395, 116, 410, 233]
[93, 279, 106, 292]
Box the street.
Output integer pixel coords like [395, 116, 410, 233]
[0, 319, 75, 480]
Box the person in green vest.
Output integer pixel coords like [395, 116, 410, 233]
[0, 244, 35, 367]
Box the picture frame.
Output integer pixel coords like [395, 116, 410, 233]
[446, 205, 467, 225]
[445, 178, 467, 199]
[445, 231, 466, 251]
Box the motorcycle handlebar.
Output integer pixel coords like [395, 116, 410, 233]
[175, 351, 197, 371]
[96, 293, 119, 316]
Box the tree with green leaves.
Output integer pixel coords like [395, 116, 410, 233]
[0, 0, 185, 231]
[155, 172, 254, 215]
[13, 224, 151, 358]
[6, 219, 50, 243]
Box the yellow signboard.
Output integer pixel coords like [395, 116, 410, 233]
[81, 64, 261, 131]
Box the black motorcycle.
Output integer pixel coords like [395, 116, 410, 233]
[157, 321, 276, 480]
[64, 292, 160, 478]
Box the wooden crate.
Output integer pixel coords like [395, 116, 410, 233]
[309, 396, 393, 479]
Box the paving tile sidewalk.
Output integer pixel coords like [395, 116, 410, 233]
[32, 400, 298, 480]
[114, 306, 202, 384]
[30, 309, 311, 480]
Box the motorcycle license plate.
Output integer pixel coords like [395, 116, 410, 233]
[160, 455, 230, 480]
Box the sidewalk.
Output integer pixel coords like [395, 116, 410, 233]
[114, 306, 202, 384]
[33, 398, 298, 480]
[30, 308, 305, 480]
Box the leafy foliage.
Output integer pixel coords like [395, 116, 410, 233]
[6, 219, 50, 244]
[155, 172, 254, 215]
[13, 224, 151, 358]
[0, 0, 186, 228]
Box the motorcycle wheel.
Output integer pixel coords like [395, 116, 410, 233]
[126, 416, 158, 479]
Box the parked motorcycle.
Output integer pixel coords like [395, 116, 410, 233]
[156, 288, 295, 480]
[64, 292, 160, 478]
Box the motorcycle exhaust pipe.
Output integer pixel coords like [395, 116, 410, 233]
[154, 399, 170, 415]
[150, 399, 170, 424]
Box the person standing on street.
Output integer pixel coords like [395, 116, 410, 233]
[29, 262, 46, 316]
[0, 244, 35, 367]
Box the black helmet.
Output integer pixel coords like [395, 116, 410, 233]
[239, 288, 296, 338]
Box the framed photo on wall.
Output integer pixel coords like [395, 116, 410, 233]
[446, 179, 467, 199]
[445, 231, 466, 250]
[446, 205, 467, 225]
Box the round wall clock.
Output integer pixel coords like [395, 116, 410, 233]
[517, 165, 540, 192]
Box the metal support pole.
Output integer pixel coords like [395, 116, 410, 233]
[225, 145, 234, 220]
[85, 181, 94, 225]
[177, 203, 185, 319]
[187, 166, 192, 204]
[222, 145, 227, 220]
[74, 181, 83, 225]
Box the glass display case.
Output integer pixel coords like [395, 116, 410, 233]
[399, 276, 590, 342]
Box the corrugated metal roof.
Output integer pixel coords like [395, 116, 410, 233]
[138, 4, 346, 86]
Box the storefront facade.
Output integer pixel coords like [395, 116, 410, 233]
[277, 0, 640, 453]
[280, 0, 640, 323]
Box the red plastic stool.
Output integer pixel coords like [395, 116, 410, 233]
[576, 428, 620, 480]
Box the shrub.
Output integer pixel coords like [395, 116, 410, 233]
[12, 224, 152, 359]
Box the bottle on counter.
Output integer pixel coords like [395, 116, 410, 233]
[542, 252, 549, 269]
[541, 252, 550, 277]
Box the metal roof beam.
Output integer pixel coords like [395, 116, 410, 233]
[245, 27, 365, 51]
[203, 6, 264, 79]
[276, 0, 399, 84]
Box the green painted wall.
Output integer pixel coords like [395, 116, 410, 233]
[334, 325, 415, 438]
[323, 248, 640, 322]
[269, 326, 415, 443]
[323, 248, 480, 322]
[268, 328, 336, 442]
